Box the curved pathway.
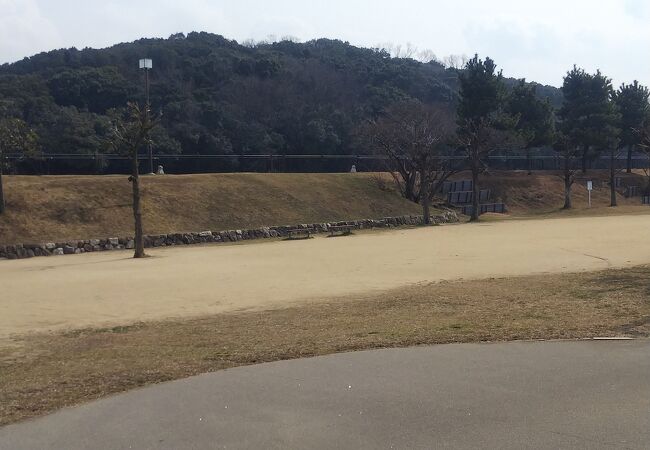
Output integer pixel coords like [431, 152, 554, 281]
[1, 340, 649, 449]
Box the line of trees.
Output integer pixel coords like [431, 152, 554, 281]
[362, 56, 650, 220]
[1, 46, 649, 254]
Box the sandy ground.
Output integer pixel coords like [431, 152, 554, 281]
[1, 214, 649, 338]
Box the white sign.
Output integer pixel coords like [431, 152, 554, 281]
[587, 181, 593, 191]
[139, 58, 152, 69]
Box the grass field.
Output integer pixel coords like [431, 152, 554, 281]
[1, 264, 648, 426]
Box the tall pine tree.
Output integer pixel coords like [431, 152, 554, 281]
[614, 81, 650, 173]
[456, 55, 508, 221]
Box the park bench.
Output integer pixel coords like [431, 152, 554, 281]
[329, 225, 354, 236]
[287, 228, 312, 240]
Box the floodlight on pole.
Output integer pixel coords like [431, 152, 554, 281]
[139, 59, 154, 174]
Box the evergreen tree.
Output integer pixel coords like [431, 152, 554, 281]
[558, 67, 620, 206]
[456, 54, 509, 221]
[558, 67, 620, 174]
[505, 80, 555, 174]
[614, 81, 650, 173]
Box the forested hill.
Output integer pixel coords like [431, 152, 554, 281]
[0, 32, 562, 157]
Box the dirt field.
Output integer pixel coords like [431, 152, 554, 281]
[2, 214, 650, 338]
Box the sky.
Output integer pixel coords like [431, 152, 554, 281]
[1, 0, 648, 88]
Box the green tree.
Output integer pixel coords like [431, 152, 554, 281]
[558, 67, 620, 174]
[109, 103, 157, 258]
[505, 80, 555, 174]
[456, 55, 509, 221]
[0, 113, 38, 213]
[614, 81, 649, 173]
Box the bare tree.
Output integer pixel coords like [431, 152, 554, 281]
[374, 42, 440, 63]
[109, 103, 157, 258]
[358, 101, 457, 223]
[442, 54, 469, 70]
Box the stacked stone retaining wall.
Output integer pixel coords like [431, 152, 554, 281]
[0, 211, 458, 260]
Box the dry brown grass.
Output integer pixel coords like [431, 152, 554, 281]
[3, 171, 650, 244]
[478, 170, 649, 216]
[1, 265, 649, 426]
[0, 173, 420, 244]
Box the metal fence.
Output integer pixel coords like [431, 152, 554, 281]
[4, 153, 649, 175]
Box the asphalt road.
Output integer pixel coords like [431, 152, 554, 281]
[1, 340, 649, 450]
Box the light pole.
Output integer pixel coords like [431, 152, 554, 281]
[139, 58, 154, 174]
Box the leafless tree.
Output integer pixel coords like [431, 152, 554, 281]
[375, 42, 440, 63]
[109, 103, 157, 258]
[442, 54, 469, 70]
[358, 101, 457, 224]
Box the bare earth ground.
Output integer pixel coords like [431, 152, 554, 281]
[2, 265, 649, 426]
[2, 214, 650, 338]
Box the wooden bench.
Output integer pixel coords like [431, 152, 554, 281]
[287, 228, 312, 240]
[329, 225, 354, 237]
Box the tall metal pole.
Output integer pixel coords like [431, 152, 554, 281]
[140, 58, 154, 174]
[145, 67, 154, 174]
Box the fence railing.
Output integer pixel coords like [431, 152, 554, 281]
[4, 153, 649, 175]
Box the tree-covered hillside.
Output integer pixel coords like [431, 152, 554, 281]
[0, 32, 562, 157]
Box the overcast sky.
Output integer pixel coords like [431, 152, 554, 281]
[2, 0, 648, 87]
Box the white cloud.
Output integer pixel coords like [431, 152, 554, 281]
[0, 0, 61, 62]
[0, 0, 648, 87]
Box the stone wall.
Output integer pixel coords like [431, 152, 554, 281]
[0, 211, 458, 260]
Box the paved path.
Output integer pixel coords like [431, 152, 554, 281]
[1, 340, 648, 449]
[3, 214, 650, 338]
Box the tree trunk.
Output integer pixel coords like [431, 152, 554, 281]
[131, 152, 146, 258]
[0, 162, 5, 215]
[563, 174, 572, 209]
[626, 145, 633, 174]
[526, 148, 532, 175]
[470, 160, 480, 222]
[404, 173, 417, 202]
[610, 152, 617, 207]
[421, 178, 431, 225]
[563, 154, 572, 210]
